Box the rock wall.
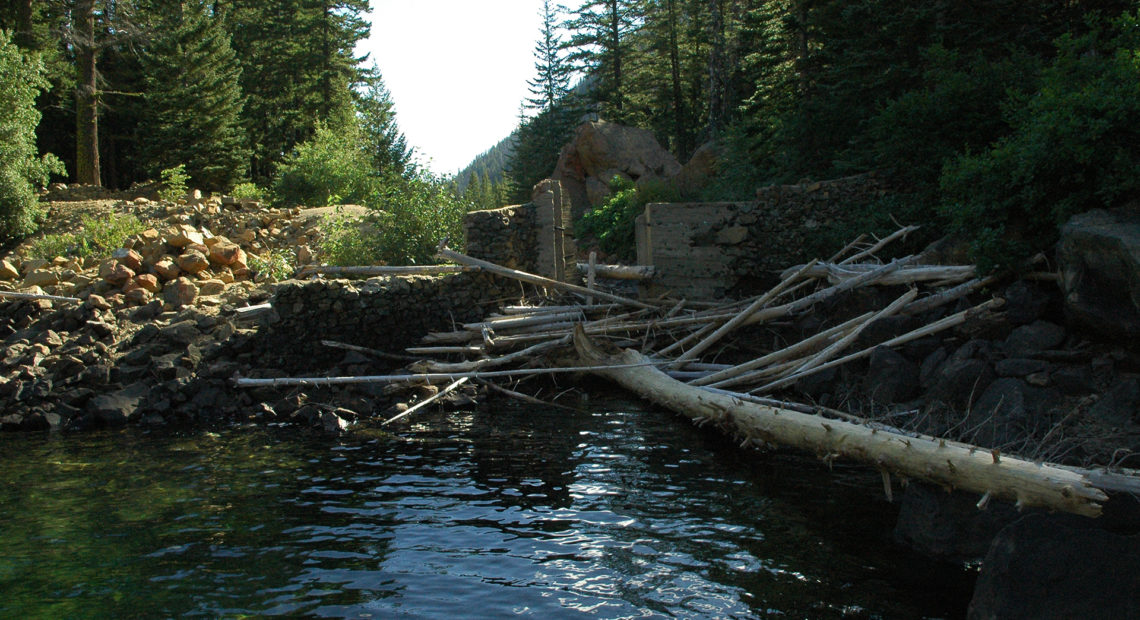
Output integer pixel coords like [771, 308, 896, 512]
[464, 182, 575, 282]
[465, 205, 538, 273]
[639, 174, 887, 299]
[267, 273, 512, 370]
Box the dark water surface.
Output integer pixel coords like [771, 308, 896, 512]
[0, 397, 973, 618]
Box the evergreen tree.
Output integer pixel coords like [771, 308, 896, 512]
[526, 0, 573, 112]
[227, 0, 370, 180]
[140, 0, 249, 190]
[563, 0, 642, 119]
[357, 65, 412, 177]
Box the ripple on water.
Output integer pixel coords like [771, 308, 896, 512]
[0, 404, 973, 618]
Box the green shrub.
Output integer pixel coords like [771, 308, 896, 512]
[274, 120, 375, 206]
[229, 182, 264, 201]
[158, 164, 190, 202]
[248, 247, 295, 281]
[0, 30, 64, 240]
[940, 12, 1140, 272]
[30, 213, 147, 260]
[318, 172, 468, 266]
[575, 176, 679, 261]
[318, 210, 382, 266]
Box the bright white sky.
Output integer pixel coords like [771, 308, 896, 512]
[359, 1, 545, 176]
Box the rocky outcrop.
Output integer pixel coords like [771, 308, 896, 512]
[1058, 206, 1140, 339]
[552, 121, 681, 220]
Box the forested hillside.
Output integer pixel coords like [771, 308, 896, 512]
[2, 0, 1139, 270]
[503, 0, 1140, 270]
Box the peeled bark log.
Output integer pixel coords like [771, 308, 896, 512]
[573, 326, 1108, 518]
[575, 262, 656, 280]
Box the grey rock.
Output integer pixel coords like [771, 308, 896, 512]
[894, 482, 1019, 563]
[1004, 320, 1066, 356]
[1051, 365, 1097, 395]
[968, 515, 1140, 619]
[863, 346, 920, 404]
[994, 357, 1048, 378]
[88, 381, 150, 426]
[1057, 206, 1140, 339]
[1089, 377, 1140, 427]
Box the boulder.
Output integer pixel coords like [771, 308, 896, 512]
[552, 120, 681, 219]
[1004, 320, 1066, 356]
[168, 224, 205, 248]
[863, 346, 921, 404]
[894, 482, 1020, 563]
[197, 279, 226, 296]
[673, 140, 720, 197]
[163, 277, 198, 308]
[969, 515, 1140, 619]
[111, 247, 144, 273]
[176, 250, 210, 274]
[21, 269, 59, 289]
[99, 260, 135, 286]
[208, 240, 242, 266]
[0, 259, 19, 281]
[153, 257, 181, 281]
[1057, 206, 1140, 339]
[87, 381, 150, 426]
[132, 273, 161, 294]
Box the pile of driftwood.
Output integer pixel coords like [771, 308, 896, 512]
[236, 227, 1140, 518]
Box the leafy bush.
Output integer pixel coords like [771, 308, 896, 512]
[940, 13, 1140, 272]
[318, 210, 382, 267]
[248, 248, 295, 281]
[319, 172, 469, 266]
[575, 176, 679, 261]
[30, 213, 147, 260]
[229, 182, 265, 201]
[273, 120, 375, 206]
[0, 30, 64, 240]
[158, 164, 190, 202]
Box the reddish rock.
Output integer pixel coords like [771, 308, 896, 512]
[208, 241, 242, 266]
[168, 224, 205, 248]
[176, 250, 210, 274]
[123, 287, 151, 306]
[133, 273, 161, 293]
[111, 247, 144, 272]
[100, 261, 135, 287]
[0, 259, 20, 281]
[153, 257, 181, 281]
[163, 277, 198, 307]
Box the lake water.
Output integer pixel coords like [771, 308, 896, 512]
[0, 396, 973, 618]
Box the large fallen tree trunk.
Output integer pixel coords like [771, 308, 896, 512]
[573, 326, 1109, 518]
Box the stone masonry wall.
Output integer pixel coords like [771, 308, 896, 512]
[640, 174, 887, 299]
[464, 205, 538, 273]
[265, 272, 513, 370]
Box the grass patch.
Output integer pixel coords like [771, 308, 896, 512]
[30, 213, 148, 260]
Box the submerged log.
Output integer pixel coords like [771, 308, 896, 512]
[573, 326, 1108, 518]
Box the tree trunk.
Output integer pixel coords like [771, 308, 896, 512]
[573, 326, 1109, 518]
[74, 0, 101, 187]
[15, 0, 35, 49]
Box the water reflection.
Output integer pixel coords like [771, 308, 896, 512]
[0, 397, 972, 618]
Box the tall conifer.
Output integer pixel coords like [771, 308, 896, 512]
[140, 0, 249, 190]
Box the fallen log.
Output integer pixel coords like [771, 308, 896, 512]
[0, 290, 82, 303]
[574, 262, 656, 280]
[296, 264, 478, 277]
[572, 326, 1108, 517]
[437, 245, 656, 310]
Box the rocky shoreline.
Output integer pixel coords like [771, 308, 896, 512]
[4, 186, 1140, 616]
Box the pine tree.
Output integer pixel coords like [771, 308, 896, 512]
[140, 0, 249, 190]
[526, 0, 573, 112]
[563, 0, 642, 120]
[227, 0, 370, 180]
[356, 65, 412, 177]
